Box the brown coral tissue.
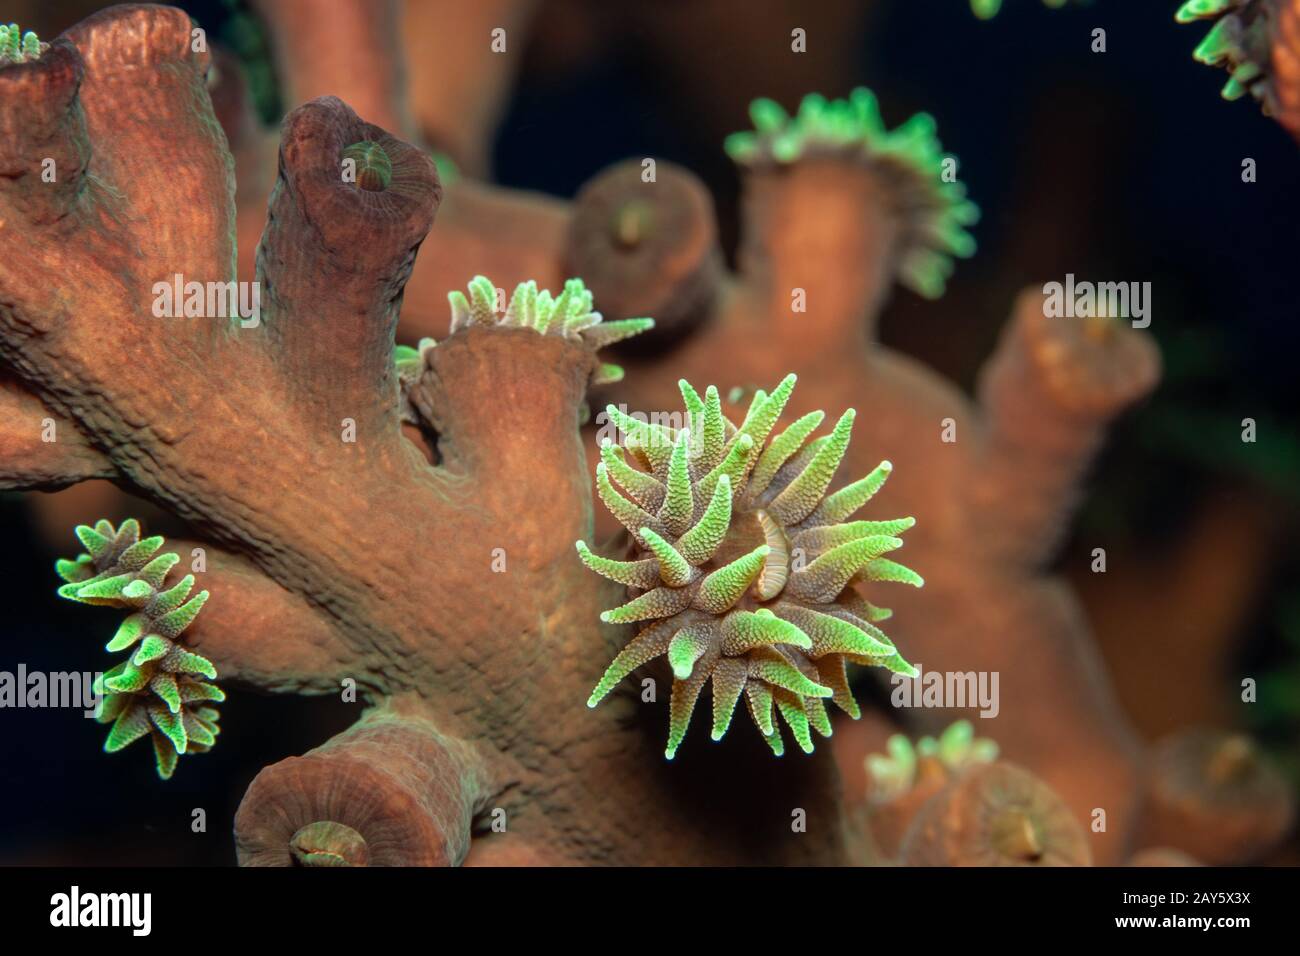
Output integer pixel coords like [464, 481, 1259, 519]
[0, 0, 1298, 896]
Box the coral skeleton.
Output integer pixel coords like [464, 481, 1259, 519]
[56, 519, 221, 779]
[581, 374, 921, 758]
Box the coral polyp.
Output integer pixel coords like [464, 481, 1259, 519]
[403, 275, 654, 388]
[580, 374, 922, 758]
[1177, 0, 1284, 108]
[0, 24, 43, 64]
[56, 519, 222, 779]
[867, 719, 1000, 801]
[724, 88, 979, 299]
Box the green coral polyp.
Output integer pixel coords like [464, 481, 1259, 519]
[866, 719, 999, 799]
[56, 519, 222, 780]
[580, 374, 922, 759]
[395, 274, 655, 390]
[725, 88, 979, 299]
[342, 140, 393, 191]
[0, 23, 43, 63]
[970, 0, 1071, 19]
[1176, 0, 1279, 108]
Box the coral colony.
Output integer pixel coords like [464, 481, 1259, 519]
[581, 374, 921, 758]
[0, 2, 1295, 867]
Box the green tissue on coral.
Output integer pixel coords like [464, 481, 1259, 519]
[1176, 0, 1279, 109]
[580, 374, 922, 759]
[0, 23, 43, 63]
[57, 519, 222, 780]
[724, 88, 979, 299]
[397, 276, 653, 391]
[866, 719, 999, 799]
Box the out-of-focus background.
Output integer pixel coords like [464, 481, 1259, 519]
[1, 0, 1297, 864]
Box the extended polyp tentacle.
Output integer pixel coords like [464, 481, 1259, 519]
[234, 706, 491, 866]
[725, 90, 979, 356]
[0, 377, 113, 489]
[968, 288, 1160, 567]
[256, 96, 441, 432]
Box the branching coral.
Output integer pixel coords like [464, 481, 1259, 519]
[725, 89, 979, 299]
[4, 2, 1260, 868]
[397, 276, 654, 431]
[1178, 0, 1300, 140]
[56, 519, 222, 779]
[581, 374, 921, 758]
[2, 5, 886, 865]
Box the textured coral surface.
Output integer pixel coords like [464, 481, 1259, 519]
[0, 5, 868, 865]
[6, 1, 1294, 868]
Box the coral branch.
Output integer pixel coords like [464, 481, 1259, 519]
[0, 34, 87, 227]
[566, 160, 722, 343]
[169, 539, 355, 695]
[406, 277, 649, 535]
[970, 289, 1160, 566]
[728, 90, 978, 310]
[0, 377, 112, 489]
[235, 707, 490, 866]
[257, 96, 440, 429]
[251, 0, 412, 137]
[399, 0, 541, 175]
